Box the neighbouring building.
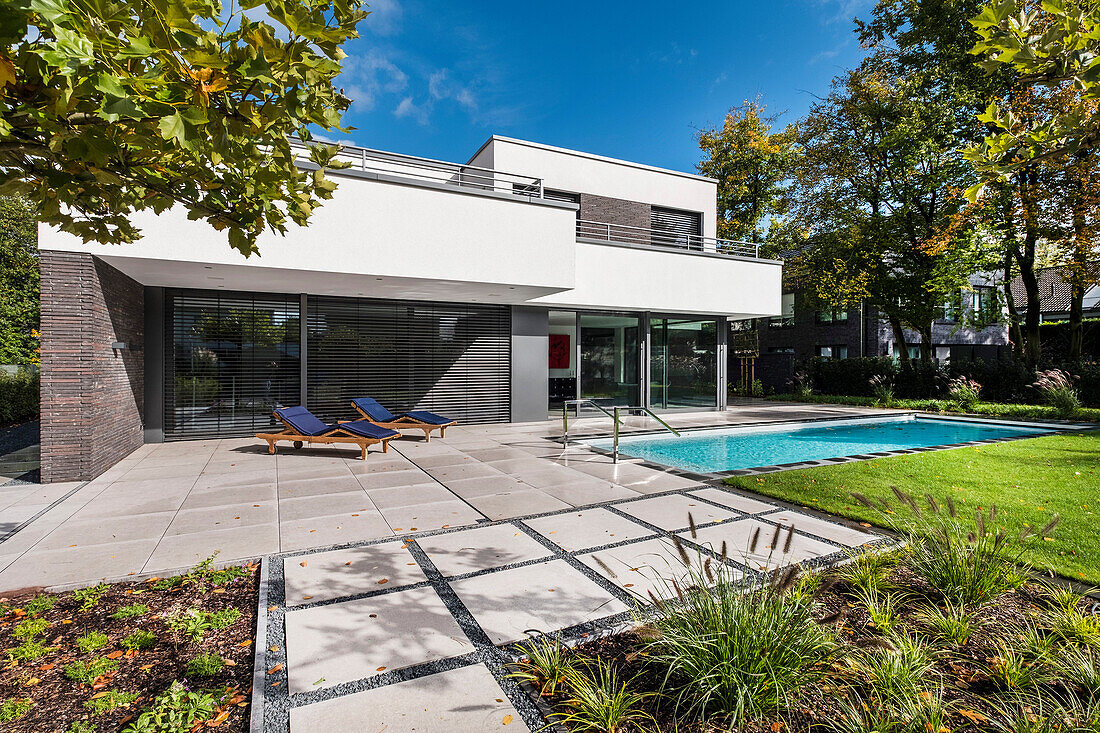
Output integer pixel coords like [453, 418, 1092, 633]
[749, 273, 1010, 392]
[38, 136, 783, 482]
[1010, 264, 1100, 322]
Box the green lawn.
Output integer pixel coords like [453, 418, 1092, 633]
[724, 430, 1100, 584]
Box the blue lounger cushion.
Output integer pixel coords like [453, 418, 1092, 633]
[351, 397, 397, 422]
[274, 406, 334, 436]
[340, 420, 400, 440]
[352, 398, 454, 425]
[403, 410, 454, 425]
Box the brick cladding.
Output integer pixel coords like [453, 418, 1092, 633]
[578, 193, 651, 230]
[40, 251, 145, 482]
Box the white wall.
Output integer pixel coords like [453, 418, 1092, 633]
[40, 171, 578, 297]
[532, 242, 782, 317]
[477, 137, 719, 239]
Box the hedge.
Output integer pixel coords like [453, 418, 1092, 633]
[0, 369, 39, 424]
[769, 393, 1100, 422]
[797, 356, 1100, 407]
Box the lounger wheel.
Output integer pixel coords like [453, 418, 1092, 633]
[293, 441, 303, 449]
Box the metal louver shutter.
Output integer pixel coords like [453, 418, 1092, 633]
[307, 296, 511, 424]
[164, 290, 301, 440]
[650, 206, 702, 237]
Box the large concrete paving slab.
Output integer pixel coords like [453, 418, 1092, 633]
[449, 559, 629, 644]
[284, 586, 474, 694]
[288, 663, 529, 732]
[417, 524, 553, 577]
[523, 508, 653, 552]
[283, 541, 426, 606]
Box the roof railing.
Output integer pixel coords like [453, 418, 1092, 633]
[576, 219, 761, 259]
[289, 138, 544, 198]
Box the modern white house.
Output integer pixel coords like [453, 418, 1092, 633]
[37, 136, 783, 482]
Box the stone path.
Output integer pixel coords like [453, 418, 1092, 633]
[260, 481, 883, 732]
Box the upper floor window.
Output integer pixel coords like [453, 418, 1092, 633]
[817, 345, 848, 359]
[770, 293, 795, 328]
[939, 291, 963, 323]
[650, 206, 702, 249]
[816, 306, 848, 324]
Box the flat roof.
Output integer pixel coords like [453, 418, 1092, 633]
[467, 135, 718, 185]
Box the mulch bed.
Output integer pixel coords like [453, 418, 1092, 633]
[0, 562, 258, 732]
[519, 563, 1090, 732]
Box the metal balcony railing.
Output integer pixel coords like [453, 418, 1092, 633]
[576, 219, 761, 258]
[289, 139, 544, 198]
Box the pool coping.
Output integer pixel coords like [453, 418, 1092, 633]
[568, 412, 1095, 482]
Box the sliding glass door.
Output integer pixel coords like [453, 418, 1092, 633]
[578, 314, 641, 406]
[649, 317, 718, 409]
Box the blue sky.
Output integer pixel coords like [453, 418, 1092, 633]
[330, 0, 875, 174]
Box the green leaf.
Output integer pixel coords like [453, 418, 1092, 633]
[28, 0, 67, 23]
[157, 112, 187, 145]
[116, 36, 155, 59]
[100, 95, 143, 121]
[94, 73, 125, 98]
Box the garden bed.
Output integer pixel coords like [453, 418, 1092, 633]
[0, 558, 258, 732]
[509, 508, 1100, 732]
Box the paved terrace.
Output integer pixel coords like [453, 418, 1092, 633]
[0, 402, 884, 592]
[0, 403, 890, 731]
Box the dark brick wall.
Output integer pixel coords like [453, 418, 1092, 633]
[40, 252, 145, 482]
[578, 193, 651, 231]
[757, 303, 872, 360]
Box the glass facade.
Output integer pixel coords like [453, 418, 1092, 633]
[578, 314, 641, 406]
[649, 318, 718, 408]
[166, 291, 301, 439]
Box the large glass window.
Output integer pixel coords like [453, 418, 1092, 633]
[548, 311, 578, 410]
[650, 318, 718, 408]
[166, 291, 301, 439]
[579, 314, 640, 406]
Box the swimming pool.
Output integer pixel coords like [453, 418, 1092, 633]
[585, 415, 1053, 474]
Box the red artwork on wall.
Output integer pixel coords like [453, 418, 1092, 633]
[548, 334, 571, 369]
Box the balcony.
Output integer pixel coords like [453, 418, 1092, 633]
[576, 219, 761, 259]
[289, 138, 545, 198]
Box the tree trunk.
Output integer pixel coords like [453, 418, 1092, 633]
[889, 315, 911, 366]
[1068, 151, 1089, 363]
[918, 323, 934, 364]
[1002, 248, 1024, 360]
[1017, 168, 1043, 366]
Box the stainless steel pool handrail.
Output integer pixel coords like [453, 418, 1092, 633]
[612, 406, 681, 464]
[562, 399, 622, 446]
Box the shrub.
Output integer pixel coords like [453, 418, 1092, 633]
[643, 564, 834, 723]
[122, 680, 228, 733]
[919, 601, 978, 646]
[848, 631, 934, 704]
[209, 607, 241, 630]
[12, 617, 49, 640]
[1037, 585, 1100, 647]
[856, 587, 901, 634]
[1033, 369, 1081, 418]
[84, 689, 138, 715]
[76, 630, 109, 654]
[838, 549, 898, 595]
[0, 369, 38, 424]
[64, 657, 119, 684]
[986, 640, 1051, 690]
[121, 630, 157, 651]
[8, 639, 57, 663]
[71, 583, 109, 612]
[67, 722, 96, 733]
[553, 659, 654, 733]
[508, 636, 575, 697]
[869, 373, 895, 406]
[853, 490, 1043, 609]
[0, 697, 32, 723]
[111, 603, 149, 620]
[167, 607, 240, 643]
[946, 375, 982, 411]
[23, 594, 55, 615]
[185, 653, 225, 678]
[791, 369, 813, 400]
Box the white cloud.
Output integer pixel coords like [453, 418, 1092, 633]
[339, 49, 408, 111]
[394, 96, 430, 125]
[364, 0, 403, 36]
[428, 69, 477, 112]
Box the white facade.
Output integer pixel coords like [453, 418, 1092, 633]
[40, 137, 781, 319]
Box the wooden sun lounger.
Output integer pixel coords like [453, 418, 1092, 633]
[351, 398, 457, 442]
[256, 410, 397, 459]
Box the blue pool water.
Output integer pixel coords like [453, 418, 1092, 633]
[586, 416, 1052, 474]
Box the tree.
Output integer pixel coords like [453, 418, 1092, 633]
[967, 0, 1100, 182]
[0, 196, 38, 364]
[0, 0, 366, 256]
[786, 59, 988, 365]
[696, 100, 799, 242]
